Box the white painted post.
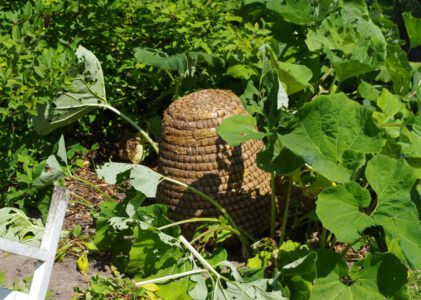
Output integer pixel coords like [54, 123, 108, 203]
[0, 186, 69, 300]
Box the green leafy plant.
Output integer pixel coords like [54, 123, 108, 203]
[4, 0, 421, 298]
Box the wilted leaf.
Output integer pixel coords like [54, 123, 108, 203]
[32, 155, 65, 189]
[32, 46, 107, 135]
[97, 162, 162, 198]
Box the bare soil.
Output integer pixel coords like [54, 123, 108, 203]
[0, 252, 111, 299]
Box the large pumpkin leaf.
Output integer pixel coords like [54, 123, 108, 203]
[33, 45, 107, 135]
[366, 154, 421, 269]
[317, 154, 421, 269]
[316, 182, 375, 243]
[280, 93, 384, 183]
[311, 253, 408, 299]
[365, 154, 416, 202]
[306, 1, 386, 81]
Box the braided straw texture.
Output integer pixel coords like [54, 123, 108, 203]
[156, 89, 271, 238]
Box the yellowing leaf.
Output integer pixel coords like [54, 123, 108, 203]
[77, 254, 89, 274]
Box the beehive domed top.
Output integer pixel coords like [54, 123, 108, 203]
[165, 89, 246, 125]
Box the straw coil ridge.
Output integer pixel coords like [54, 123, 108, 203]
[156, 89, 271, 238]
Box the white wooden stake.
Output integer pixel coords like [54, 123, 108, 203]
[0, 186, 69, 300]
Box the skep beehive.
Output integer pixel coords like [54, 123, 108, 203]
[156, 89, 271, 237]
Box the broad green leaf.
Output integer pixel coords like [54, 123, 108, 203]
[317, 182, 375, 243]
[358, 81, 379, 101]
[376, 253, 408, 299]
[260, 45, 313, 95]
[280, 93, 384, 183]
[277, 61, 313, 95]
[226, 64, 257, 80]
[373, 89, 404, 125]
[311, 253, 407, 300]
[216, 115, 265, 146]
[128, 227, 183, 277]
[256, 133, 304, 174]
[32, 45, 106, 135]
[277, 241, 317, 299]
[366, 155, 421, 269]
[374, 201, 421, 270]
[315, 248, 349, 278]
[134, 48, 187, 72]
[318, 154, 421, 269]
[399, 127, 421, 163]
[97, 162, 162, 198]
[244, 0, 335, 25]
[366, 154, 416, 202]
[376, 44, 412, 95]
[306, 1, 386, 81]
[205, 248, 228, 267]
[403, 12, 421, 49]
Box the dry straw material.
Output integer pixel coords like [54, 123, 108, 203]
[157, 89, 271, 238]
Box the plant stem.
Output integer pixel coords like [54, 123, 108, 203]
[270, 172, 277, 239]
[69, 174, 114, 202]
[105, 105, 159, 153]
[380, 122, 402, 128]
[190, 224, 241, 244]
[279, 178, 292, 245]
[179, 235, 220, 278]
[135, 269, 207, 286]
[320, 227, 327, 248]
[53, 102, 158, 153]
[69, 192, 95, 210]
[163, 177, 253, 245]
[158, 217, 219, 230]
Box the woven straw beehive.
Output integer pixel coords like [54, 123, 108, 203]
[156, 89, 271, 238]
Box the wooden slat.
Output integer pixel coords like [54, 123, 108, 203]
[0, 288, 30, 300]
[0, 238, 47, 261]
